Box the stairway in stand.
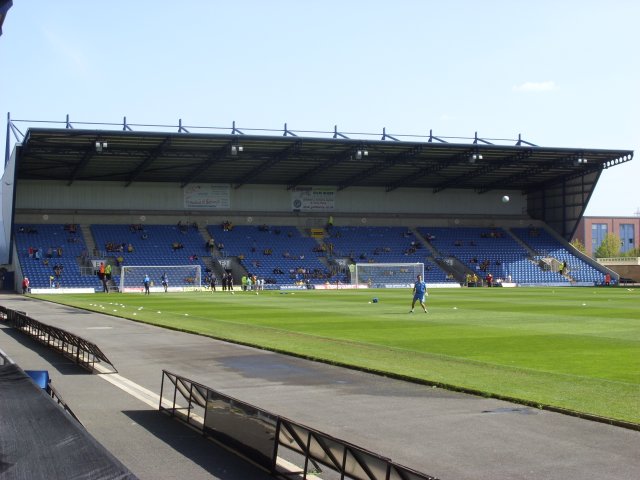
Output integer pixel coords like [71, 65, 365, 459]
[79, 224, 97, 256]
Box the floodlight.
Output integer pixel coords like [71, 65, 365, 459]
[231, 145, 243, 156]
[355, 150, 368, 160]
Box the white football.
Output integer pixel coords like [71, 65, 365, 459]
[502, 195, 510, 203]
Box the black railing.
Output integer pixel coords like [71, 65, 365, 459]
[160, 370, 439, 480]
[48, 382, 83, 425]
[1, 346, 83, 424]
[0, 307, 117, 373]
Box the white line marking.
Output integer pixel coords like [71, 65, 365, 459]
[94, 363, 171, 409]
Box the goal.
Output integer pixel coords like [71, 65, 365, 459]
[119, 265, 202, 293]
[353, 263, 424, 288]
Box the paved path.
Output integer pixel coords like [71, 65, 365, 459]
[1, 294, 638, 480]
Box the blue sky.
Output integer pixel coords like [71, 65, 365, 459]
[1, 0, 638, 216]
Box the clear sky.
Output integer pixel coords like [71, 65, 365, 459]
[1, 0, 638, 216]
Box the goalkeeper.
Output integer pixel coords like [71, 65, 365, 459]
[410, 274, 428, 313]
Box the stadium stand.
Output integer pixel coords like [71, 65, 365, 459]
[326, 226, 452, 284]
[13, 222, 613, 289]
[14, 224, 94, 289]
[90, 224, 211, 288]
[417, 226, 567, 284]
[511, 227, 609, 284]
[328, 226, 425, 262]
[208, 224, 345, 286]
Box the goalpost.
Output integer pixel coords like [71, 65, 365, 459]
[119, 265, 202, 293]
[353, 263, 424, 288]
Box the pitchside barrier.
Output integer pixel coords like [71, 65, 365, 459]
[0, 306, 117, 373]
[160, 370, 439, 480]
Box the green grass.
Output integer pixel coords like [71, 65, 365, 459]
[35, 287, 640, 425]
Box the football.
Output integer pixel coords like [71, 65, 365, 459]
[502, 195, 510, 203]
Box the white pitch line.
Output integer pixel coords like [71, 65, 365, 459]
[94, 363, 170, 409]
[93, 364, 308, 477]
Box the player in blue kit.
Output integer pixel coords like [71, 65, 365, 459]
[410, 274, 428, 313]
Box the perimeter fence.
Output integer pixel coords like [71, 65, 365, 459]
[0, 306, 117, 373]
[160, 370, 439, 480]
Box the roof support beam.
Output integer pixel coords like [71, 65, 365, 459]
[476, 163, 555, 194]
[385, 148, 471, 192]
[179, 142, 234, 187]
[233, 140, 303, 189]
[67, 147, 95, 186]
[338, 145, 422, 191]
[523, 164, 604, 195]
[287, 147, 353, 190]
[125, 136, 172, 187]
[432, 149, 533, 193]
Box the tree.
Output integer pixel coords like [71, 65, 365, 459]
[570, 238, 586, 254]
[594, 233, 621, 258]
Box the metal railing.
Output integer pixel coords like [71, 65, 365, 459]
[48, 382, 84, 425]
[0, 307, 117, 373]
[597, 256, 640, 265]
[7, 114, 535, 147]
[160, 370, 439, 480]
[0, 346, 83, 424]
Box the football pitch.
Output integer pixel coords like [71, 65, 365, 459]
[37, 286, 640, 425]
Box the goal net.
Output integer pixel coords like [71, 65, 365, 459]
[353, 263, 424, 288]
[119, 265, 202, 293]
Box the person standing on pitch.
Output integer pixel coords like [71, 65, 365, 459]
[143, 274, 151, 295]
[410, 274, 428, 313]
[161, 272, 168, 292]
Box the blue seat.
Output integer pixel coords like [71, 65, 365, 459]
[25, 370, 50, 390]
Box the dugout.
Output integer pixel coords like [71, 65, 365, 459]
[1, 116, 634, 287]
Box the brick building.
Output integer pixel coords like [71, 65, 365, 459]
[574, 216, 640, 256]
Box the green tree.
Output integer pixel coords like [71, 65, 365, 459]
[594, 233, 621, 258]
[622, 247, 640, 258]
[570, 238, 586, 254]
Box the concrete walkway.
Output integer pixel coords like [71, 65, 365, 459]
[0, 294, 638, 480]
